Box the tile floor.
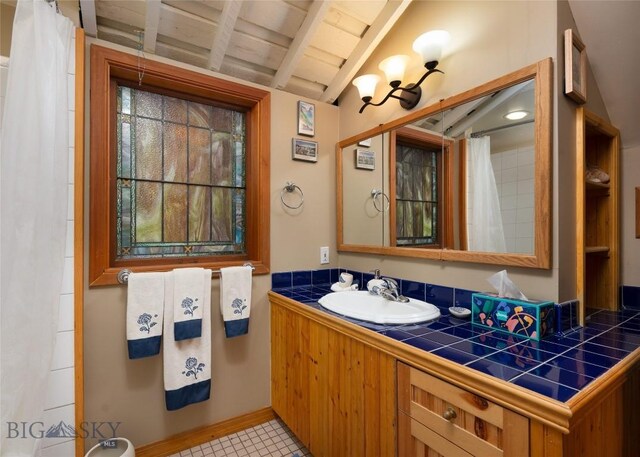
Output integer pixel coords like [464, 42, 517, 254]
[171, 418, 312, 457]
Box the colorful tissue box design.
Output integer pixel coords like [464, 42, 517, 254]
[471, 293, 555, 341]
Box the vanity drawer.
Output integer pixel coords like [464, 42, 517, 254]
[398, 362, 529, 457]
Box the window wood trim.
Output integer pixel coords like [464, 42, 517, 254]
[89, 45, 270, 286]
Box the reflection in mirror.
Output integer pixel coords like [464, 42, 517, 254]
[337, 58, 552, 268]
[341, 134, 389, 246]
[406, 79, 535, 254]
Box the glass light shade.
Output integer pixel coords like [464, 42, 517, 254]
[504, 110, 528, 120]
[412, 30, 450, 64]
[378, 55, 410, 85]
[352, 74, 381, 100]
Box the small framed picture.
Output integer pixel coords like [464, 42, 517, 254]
[564, 29, 586, 104]
[358, 138, 372, 147]
[297, 100, 315, 137]
[292, 138, 318, 162]
[355, 148, 375, 170]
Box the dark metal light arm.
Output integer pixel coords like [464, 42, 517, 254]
[358, 64, 444, 114]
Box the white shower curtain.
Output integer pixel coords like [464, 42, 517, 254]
[467, 137, 507, 252]
[1, 1, 73, 455]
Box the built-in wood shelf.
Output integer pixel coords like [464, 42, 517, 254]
[585, 246, 610, 255]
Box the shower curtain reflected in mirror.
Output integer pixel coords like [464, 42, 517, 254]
[466, 137, 507, 252]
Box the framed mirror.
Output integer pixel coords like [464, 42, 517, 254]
[337, 58, 552, 268]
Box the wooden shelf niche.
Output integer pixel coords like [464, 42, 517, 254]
[576, 108, 620, 320]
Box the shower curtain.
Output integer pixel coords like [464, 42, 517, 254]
[467, 137, 507, 252]
[0, 1, 73, 455]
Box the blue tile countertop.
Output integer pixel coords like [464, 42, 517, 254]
[271, 280, 640, 404]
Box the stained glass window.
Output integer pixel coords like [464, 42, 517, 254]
[115, 85, 246, 260]
[395, 143, 439, 246]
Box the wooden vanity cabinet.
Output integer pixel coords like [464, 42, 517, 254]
[398, 362, 529, 457]
[270, 293, 639, 457]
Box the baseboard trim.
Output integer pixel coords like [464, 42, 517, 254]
[135, 407, 276, 457]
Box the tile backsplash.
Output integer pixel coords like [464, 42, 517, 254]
[271, 267, 579, 337]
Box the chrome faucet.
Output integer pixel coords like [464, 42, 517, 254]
[368, 271, 410, 303]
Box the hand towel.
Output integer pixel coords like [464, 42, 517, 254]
[173, 267, 209, 341]
[220, 266, 252, 338]
[126, 272, 165, 359]
[163, 270, 211, 410]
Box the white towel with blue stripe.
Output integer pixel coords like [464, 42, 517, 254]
[163, 269, 211, 410]
[220, 266, 252, 338]
[126, 272, 165, 359]
[173, 267, 209, 341]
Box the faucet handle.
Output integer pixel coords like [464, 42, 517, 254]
[381, 277, 398, 288]
[370, 269, 381, 279]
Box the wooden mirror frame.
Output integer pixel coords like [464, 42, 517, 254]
[336, 58, 552, 269]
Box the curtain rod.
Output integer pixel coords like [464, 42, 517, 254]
[470, 119, 534, 138]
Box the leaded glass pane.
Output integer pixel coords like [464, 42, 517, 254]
[135, 182, 162, 242]
[115, 84, 247, 260]
[189, 186, 211, 242]
[211, 132, 231, 186]
[211, 187, 232, 242]
[164, 123, 187, 182]
[136, 117, 162, 180]
[189, 102, 212, 128]
[164, 96, 187, 124]
[188, 127, 211, 185]
[136, 90, 162, 119]
[163, 183, 187, 242]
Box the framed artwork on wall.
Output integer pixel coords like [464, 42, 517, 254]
[355, 148, 375, 170]
[297, 100, 315, 136]
[292, 138, 318, 162]
[564, 29, 587, 104]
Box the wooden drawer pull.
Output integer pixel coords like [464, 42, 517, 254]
[443, 407, 457, 421]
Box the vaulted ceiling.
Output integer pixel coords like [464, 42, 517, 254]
[78, 0, 411, 103]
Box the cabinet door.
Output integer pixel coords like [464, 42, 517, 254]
[398, 362, 529, 457]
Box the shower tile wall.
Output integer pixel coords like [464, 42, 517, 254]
[13, 29, 77, 457]
[491, 146, 535, 253]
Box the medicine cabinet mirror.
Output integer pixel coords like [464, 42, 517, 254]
[337, 59, 552, 268]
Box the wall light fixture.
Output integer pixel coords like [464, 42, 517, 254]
[352, 30, 450, 114]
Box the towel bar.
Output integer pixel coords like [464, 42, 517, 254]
[116, 263, 255, 285]
[280, 181, 304, 209]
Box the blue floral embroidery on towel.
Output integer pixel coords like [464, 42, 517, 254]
[231, 298, 247, 316]
[182, 357, 205, 380]
[181, 297, 199, 316]
[137, 313, 158, 333]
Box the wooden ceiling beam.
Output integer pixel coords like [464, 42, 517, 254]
[79, 0, 97, 37]
[143, 0, 161, 53]
[208, 0, 241, 71]
[320, 0, 413, 104]
[270, 0, 331, 90]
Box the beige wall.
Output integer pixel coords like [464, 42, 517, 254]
[82, 39, 339, 449]
[621, 144, 640, 285]
[1, 3, 15, 57]
[338, 1, 561, 299]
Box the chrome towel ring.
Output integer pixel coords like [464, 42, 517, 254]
[281, 181, 304, 209]
[371, 189, 390, 212]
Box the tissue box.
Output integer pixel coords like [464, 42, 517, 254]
[471, 293, 555, 341]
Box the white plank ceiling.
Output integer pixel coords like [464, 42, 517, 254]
[79, 0, 412, 103]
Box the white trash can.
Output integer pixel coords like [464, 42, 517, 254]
[84, 438, 135, 457]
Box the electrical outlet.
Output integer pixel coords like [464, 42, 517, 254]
[320, 246, 330, 264]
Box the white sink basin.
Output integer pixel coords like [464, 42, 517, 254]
[318, 291, 440, 325]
